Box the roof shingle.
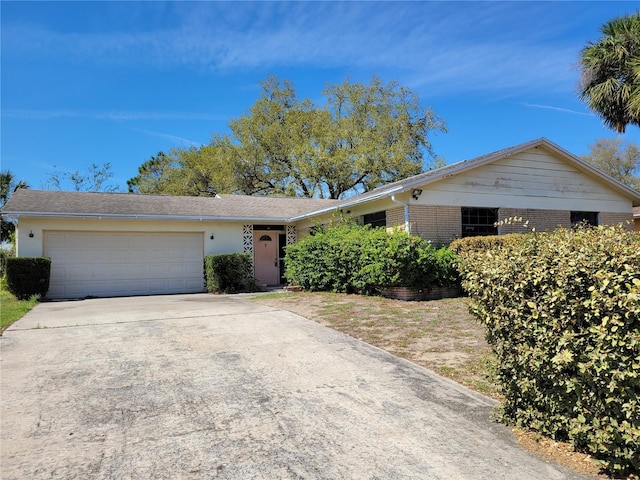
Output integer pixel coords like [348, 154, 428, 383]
[2, 190, 339, 221]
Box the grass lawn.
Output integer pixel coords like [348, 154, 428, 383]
[0, 281, 39, 335]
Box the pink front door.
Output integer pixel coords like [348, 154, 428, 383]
[253, 232, 279, 285]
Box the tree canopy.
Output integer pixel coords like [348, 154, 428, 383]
[1, 171, 28, 242]
[127, 138, 236, 196]
[129, 76, 446, 199]
[578, 12, 640, 133]
[46, 162, 119, 192]
[581, 138, 640, 191]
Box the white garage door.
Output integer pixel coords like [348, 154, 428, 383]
[44, 231, 205, 299]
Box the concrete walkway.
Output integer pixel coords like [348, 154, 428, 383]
[1, 294, 593, 479]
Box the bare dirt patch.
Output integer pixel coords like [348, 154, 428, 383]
[253, 291, 614, 479]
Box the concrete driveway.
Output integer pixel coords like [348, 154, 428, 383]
[1, 294, 592, 480]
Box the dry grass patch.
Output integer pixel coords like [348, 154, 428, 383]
[253, 292, 498, 398]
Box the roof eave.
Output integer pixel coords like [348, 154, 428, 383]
[288, 186, 405, 221]
[1, 211, 295, 223]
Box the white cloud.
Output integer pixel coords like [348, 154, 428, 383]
[128, 127, 203, 147]
[2, 109, 224, 121]
[0, 2, 600, 96]
[522, 103, 592, 116]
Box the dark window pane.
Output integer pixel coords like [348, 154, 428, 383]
[570, 211, 598, 227]
[363, 211, 387, 228]
[461, 207, 498, 237]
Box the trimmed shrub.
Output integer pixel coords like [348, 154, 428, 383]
[449, 233, 523, 254]
[0, 248, 15, 277]
[285, 222, 459, 295]
[456, 226, 640, 476]
[5, 257, 51, 299]
[433, 247, 460, 288]
[204, 253, 257, 293]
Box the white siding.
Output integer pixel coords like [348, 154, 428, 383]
[415, 148, 632, 212]
[16, 217, 245, 258]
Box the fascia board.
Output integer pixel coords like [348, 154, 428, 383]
[1, 212, 294, 223]
[288, 185, 405, 221]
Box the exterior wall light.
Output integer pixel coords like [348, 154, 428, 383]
[210, 233, 214, 240]
[29, 230, 34, 238]
[412, 189, 423, 200]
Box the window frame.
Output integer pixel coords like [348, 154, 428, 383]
[363, 211, 387, 229]
[570, 211, 599, 227]
[461, 207, 499, 237]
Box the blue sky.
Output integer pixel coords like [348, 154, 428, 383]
[2, 1, 639, 193]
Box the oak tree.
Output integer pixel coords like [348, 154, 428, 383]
[130, 76, 446, 199]
[581, 138, 640, 191]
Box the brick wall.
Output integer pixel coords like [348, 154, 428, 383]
[307, 206, 636, 246]
[386, 206, 406, 232]
[599, 212, 634, 230]
[408, 205, 462, 244]
[498, 209, 633, 233]
[400, 206, 634, 243]
[498, 208, 570, 234]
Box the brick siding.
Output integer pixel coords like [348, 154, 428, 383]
[599, 212, 634, 230]
[397, 206, 634, 244]
[386, 206, 406, 232]
[385, 205, 462, 242]
[498, 208, 570, 234]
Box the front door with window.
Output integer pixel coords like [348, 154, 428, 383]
[253, 232, 280, 285]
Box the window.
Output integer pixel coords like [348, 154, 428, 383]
[571, 211, 598, 227]
[363, 211, 387, 228]
[461, 207, 498, 237]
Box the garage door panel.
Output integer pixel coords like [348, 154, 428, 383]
[183, 235, 203, 247]
[185, 263, 204, 275]
[43, 231, 205, 298]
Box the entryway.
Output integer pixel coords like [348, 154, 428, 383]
[253, 231, 280, 285]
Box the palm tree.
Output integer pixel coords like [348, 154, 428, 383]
[578, 12, 640, 133]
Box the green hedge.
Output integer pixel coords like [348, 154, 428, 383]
[0, 248, 14, 277]
[456, 226, 640, 475]
[449, 233, 523, 254]
[204, 253, 257, 293]
[5, 257, 51, 300]
[284, 222, 459, 295]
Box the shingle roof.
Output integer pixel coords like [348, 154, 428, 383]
[1, 190, 339, 222]
[291, 137, 640, 218]
[4, 138, 639, 222]
[362, 138, 638, 202]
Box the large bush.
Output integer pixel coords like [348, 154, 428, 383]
[0, 247, 15, 277]
[457, 226, 640, 475]
[449, 233, 523, 254]
[204, 253, 257, 293]
[5, 257, 51, 299]
[285, 222, 458, 295]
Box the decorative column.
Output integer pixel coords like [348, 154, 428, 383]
[286, 225, 296, 246]
[243, 225, 254, 272]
